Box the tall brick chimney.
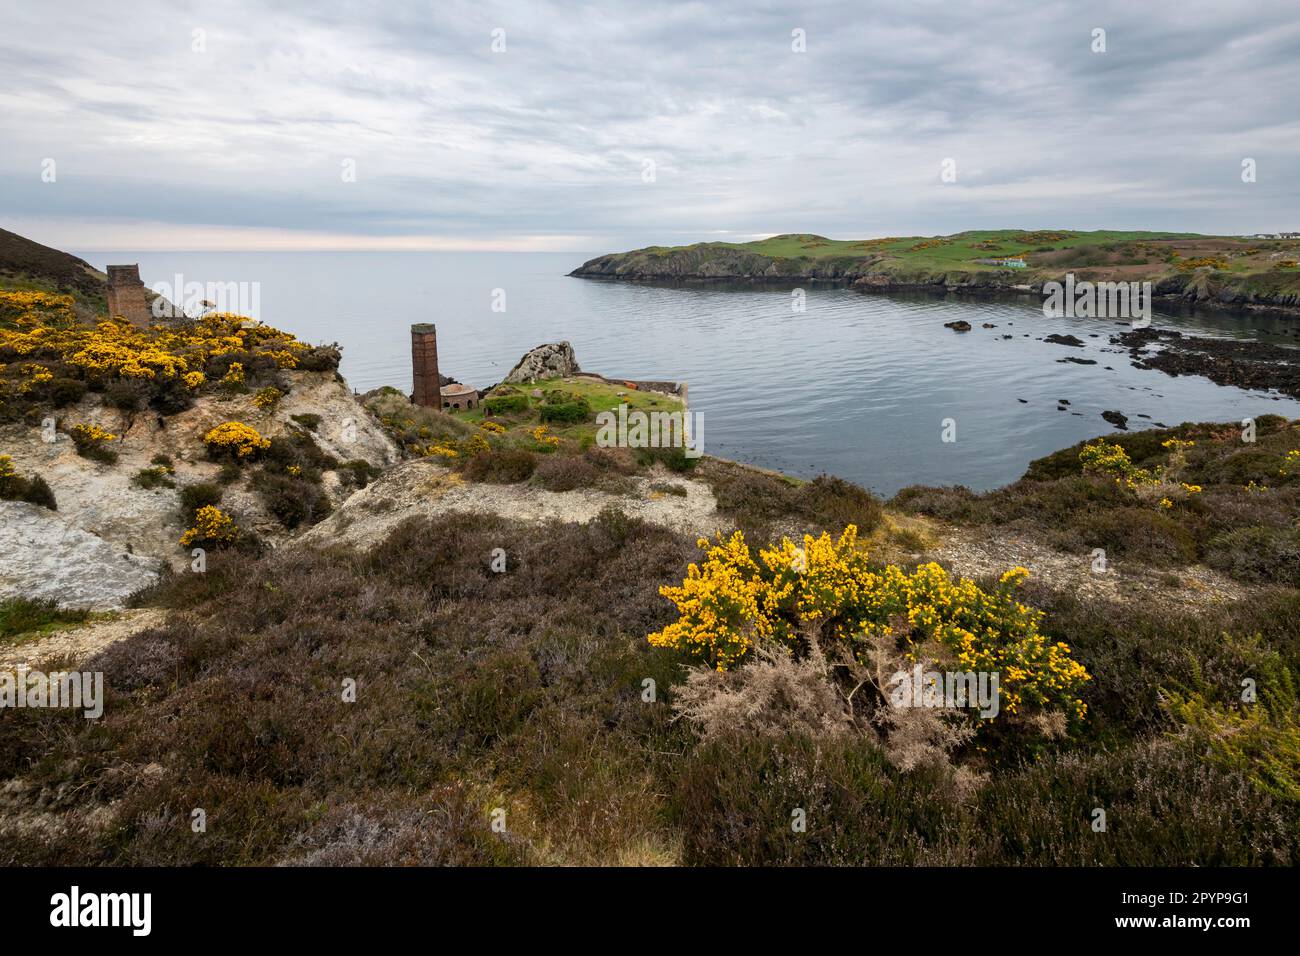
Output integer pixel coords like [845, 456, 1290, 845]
[105, 264, 151, 327]
[411, 323, 441, 408]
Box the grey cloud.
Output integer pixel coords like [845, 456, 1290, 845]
[0, 0, 1296, 248]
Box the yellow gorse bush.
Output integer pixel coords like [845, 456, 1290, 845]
[252, 386, 283, 409]
[69, 423, 116, 445]
[649, 525, 1090, 720]
[203, 421, 270, 458]
[1079, 440, 1157, 487]
[179, 505, 241, 547]
[1080, 438, 1202, 507]
[0, 293, 310, 388]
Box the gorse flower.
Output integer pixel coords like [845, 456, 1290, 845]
[179, 505, 240, 547]
[1079, 440, 1156, 487]
[252, 386, 283, 409]
[649, 525, 1090, 720]
[69, 423, 116, 445]
[203, 421, 270, 459]
[0, 293, 318, 401]
[1080, 437, 1203, 509]
[67, 422, 118, 463]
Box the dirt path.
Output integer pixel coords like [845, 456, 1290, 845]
[296, 458, 1253, 613]
[300, 459, 729, 552]
[0, 608, 169, 670]
[925, 522, 1252, 610]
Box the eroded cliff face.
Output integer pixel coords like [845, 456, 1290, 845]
[0, 370, 398, 609]
[571, 246, 1300, 310]
[571, 245, 877, 282]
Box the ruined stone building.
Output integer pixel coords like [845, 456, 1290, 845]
[105, 264, 152, 327]
[411, 323, 442, 408]
[440, 382, 480, 410]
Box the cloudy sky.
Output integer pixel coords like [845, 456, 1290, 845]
[2, 0, 1298, 251]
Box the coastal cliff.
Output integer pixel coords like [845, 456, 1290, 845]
[571, 231, 1300, 312]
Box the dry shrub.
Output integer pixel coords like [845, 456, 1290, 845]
[282, 786, 526, 866]
[461, 447, 536, 483]
[532, 455, 601, 492]
[671, 639, 851, 743]
[852, 631, 979, 777]
[672, 626, 982, 793]
[696, 458, 882, 540]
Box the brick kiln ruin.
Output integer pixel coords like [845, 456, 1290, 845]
[410, 323, 480, 410]
[105, 264, 152, 327]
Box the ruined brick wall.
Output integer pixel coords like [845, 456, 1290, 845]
[105, 264, 151, 327]
[411, 323, 442, 408]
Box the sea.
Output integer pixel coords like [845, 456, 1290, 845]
[76, 250, 1300, 496]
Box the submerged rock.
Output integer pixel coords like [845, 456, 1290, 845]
[1044, 333, 1085, 347]
[1101, 410, 1130, 430]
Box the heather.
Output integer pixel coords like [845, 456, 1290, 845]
[3, 508, 1296, 866]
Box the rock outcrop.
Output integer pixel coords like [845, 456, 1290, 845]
[299, 459, 724, 552]
[0, 369, 398, 608]
[503, 342, 581, 383]
[0, 501, 162, 610]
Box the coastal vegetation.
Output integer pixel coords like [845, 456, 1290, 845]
[572, 230, 1300, 310]
[0, 227, 1296, 867]
[3, 498, 1296, 865]
[0, 453, 55, 509]
[894, 416, 1300, 586]
[367, 375, 694, 489]
[0, 288, 339, 425]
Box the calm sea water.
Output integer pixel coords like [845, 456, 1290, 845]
[78, 251, 1300, 496]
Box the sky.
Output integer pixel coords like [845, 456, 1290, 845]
[2, 0, 1298, 252]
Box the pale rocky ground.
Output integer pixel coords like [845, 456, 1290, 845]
[0, 608, 168, 670]
[3, 456, 1256, 667]
[0, 370, 397, 608]
[926, 523, 1252, 609]
[0, 502, 161, 610]
[300, 458, 728, 551]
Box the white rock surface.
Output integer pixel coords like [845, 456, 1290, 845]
[0, 502, 162, 610]
[300, 459, 727, 552]
[0, 369, 397, 591]
[502, 342, 581, 384]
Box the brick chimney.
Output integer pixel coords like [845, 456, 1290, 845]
[105, 264, 151, 327]
[411, 323, 441, 408]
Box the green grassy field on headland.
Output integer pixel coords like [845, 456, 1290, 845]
[571, 230, 1300, 310]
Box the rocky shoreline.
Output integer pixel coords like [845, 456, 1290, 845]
[1115, 327, 1300, 399]
[571, 251, 1300, 315]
